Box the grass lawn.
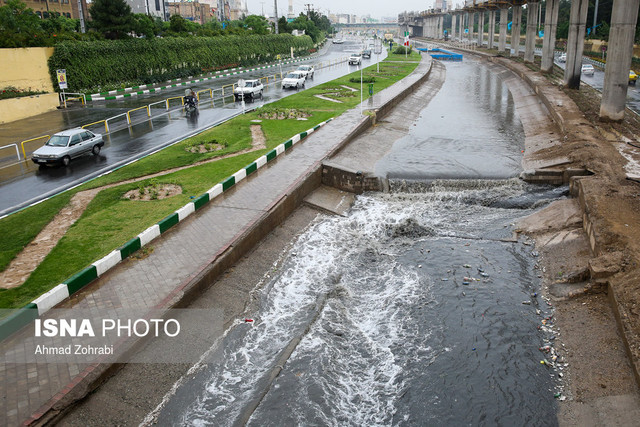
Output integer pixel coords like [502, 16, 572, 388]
[0, 51, 422, 309]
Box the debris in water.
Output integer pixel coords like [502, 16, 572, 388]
[463, 264, 472, 268]
[522, 301, 531, 305]
[244, 318, 254, 323]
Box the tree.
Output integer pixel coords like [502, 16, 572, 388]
[89, 0, 135, 39]
[0, 0, 44, 47]
[243, 14, 269, 35]
[169, 14, 189, 34]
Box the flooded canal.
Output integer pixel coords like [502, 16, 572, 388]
[152, 58, 562, 425]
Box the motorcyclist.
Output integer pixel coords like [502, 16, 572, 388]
[184, 88, 198, 114]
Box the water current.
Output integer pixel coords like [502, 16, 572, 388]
[154, 59, 562, 426]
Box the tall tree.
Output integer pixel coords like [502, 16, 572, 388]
[89, 0, 135, 39]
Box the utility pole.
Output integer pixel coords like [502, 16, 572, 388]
[274, 0, 279, 33]
[260, 1, 265, 16]
[77, 0, 85, 33]
[305, 3, 312, 17]
[592, 0, 599, 36]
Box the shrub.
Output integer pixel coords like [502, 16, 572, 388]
[393, 46, 412, 55]
[48, 34, 314, 91]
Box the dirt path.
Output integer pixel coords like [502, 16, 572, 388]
[0, 126, 268, 290]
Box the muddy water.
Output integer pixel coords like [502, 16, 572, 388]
[153, 60, 561, 426]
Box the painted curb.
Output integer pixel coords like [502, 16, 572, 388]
[85, 57, 315, 102]
[0, 119, 332, 341]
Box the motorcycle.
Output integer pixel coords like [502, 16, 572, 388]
[184, 95, 198, 116]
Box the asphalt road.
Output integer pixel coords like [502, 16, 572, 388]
[0, 37, 386, 216]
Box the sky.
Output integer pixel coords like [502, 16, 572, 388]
[245, 0, 437, 20]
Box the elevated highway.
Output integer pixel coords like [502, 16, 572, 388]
[399, 0, 640, 122]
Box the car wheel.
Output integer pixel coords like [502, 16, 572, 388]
[260, 90, 263, 98]
[62, 156, 70, 167]
[92, 145, 101, 155]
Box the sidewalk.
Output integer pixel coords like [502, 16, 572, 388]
[0, 57, 432, 426]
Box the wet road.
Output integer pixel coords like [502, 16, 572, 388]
[0, 38, 385, 216]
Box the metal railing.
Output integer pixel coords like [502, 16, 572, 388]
[20, 135, 50, 160]
[0, 144, 21, 161]
[82, 120, 109, 134]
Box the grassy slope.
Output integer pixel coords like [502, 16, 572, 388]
[0, 51, 421, 309]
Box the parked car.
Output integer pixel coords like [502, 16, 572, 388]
[31, 128, 104, 167]
[233, 79, 263, 101]
[558, 53, 567, 63]
[282, 71, 306, 89]
[332, 38, 344, 44]
[296, 65, 315, 79]
[348, 52, 362, 65]
[630, 70, 638, 85]
[581, 63, 595, 76]
[362, 49, 372, 59]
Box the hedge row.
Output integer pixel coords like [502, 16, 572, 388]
[47, 34, 314, 91]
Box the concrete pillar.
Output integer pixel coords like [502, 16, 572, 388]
[477, 11, 485, 46]
[563, 0, 589, 89]
[541, 0, 560, 73]
[488, 10, 496, 49]
[460, 13, 465, 40]
[499, 8, 508, 53]
[525, 2, 540, 62]
[471, 12, 476, 41]
[600, 0, 640, 120]
[439, 15, 444, 39]
[452, 14, 457, 39]
[511, 6, 522, 56]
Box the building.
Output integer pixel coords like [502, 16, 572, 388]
[227, 0, 247, 20]
[4, 0, 88, 20]
[168, 0, 213, 24]
[128, 0, 169, 20]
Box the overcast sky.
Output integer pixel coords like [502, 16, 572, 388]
[245, 0, 437, 20]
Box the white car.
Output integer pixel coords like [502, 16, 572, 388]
[31, 128, 104, 167]
[234, 79, 264, 101]
[282, 71, 306, 89]
[558, 53, 566, 63]
[348, 53, 362, 65]
[581, 64, 595, 76]
[296, 65, 315, 79]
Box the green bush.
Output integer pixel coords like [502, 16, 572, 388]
[393, 46, 412, 55]
[349, 76, 376, 83]
[48, 34, 314, 92]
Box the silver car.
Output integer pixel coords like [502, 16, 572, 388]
[31, 128, 104, 167]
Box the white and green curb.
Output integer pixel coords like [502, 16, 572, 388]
[0, 119, 332, 341]
[85, 57, 313, 102]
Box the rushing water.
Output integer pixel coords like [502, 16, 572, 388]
[153, 59, 561, 425]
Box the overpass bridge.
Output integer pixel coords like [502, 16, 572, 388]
[334, 22, 399, 35]
[398, 0, 638, 122]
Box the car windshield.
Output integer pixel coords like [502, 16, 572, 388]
[299, 66, 310, 70]
[46, 135, 70, 147]
[352, 53, 361, 57]
[286, 73, 299, 79]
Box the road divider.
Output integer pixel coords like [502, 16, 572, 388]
[0, 119, 332, 342]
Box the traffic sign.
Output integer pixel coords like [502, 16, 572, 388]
[56, 69, 68, 89]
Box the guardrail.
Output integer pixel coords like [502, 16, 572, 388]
[0, 143, 21, 161]
[126, 105, 151, 123]
[60, 92, 86, 108]
[82, 120, 109, 134]
[20, 135, 50, 160]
